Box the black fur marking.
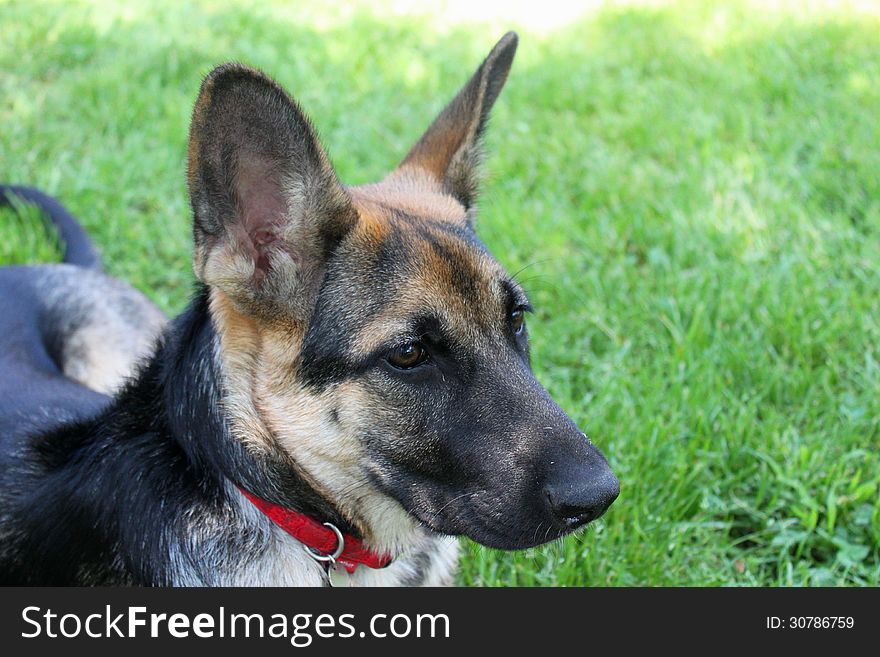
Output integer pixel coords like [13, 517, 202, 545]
[501, 278, 530, 313]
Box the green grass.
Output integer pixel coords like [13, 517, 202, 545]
[2, 0, 879, 586]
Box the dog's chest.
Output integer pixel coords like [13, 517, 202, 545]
[226, 529, 460, 587]
[331, 537, 460, 587]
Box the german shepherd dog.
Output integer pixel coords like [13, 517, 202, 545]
[0, 33, 618, 586]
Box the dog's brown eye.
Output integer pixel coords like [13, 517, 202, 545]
[511, 309, 526, 335]
[386, 342, 428, 369]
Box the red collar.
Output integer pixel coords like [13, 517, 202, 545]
[239, 488, 392, 574]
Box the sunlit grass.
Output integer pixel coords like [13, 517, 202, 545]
[2, 0, 878, 586]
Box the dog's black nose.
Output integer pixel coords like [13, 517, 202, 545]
[544, 467, 619, 528]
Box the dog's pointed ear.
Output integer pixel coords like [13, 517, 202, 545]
[395, 32, 518, 212]
[187, 63, 356, 318]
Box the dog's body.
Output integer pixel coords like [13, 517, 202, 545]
[0, 33, 617, 586]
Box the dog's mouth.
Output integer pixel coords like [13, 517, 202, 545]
[394, 480, 619, 551]
[413, 509, 598, 551]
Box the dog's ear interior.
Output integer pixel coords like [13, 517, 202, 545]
[187, 64, 356, 316]
[394, 32, 518, 212]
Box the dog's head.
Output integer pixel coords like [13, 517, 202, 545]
[186, 33, 618, 552]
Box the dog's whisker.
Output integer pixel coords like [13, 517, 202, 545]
[509, 258, 557, 281]
[433, 490, 482, 517]
[532, 521, 544, 545]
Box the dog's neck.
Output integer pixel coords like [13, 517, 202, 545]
[151, 287, 359, 536]
[203, 286, 428, 557]
[29, 287, 420, 584]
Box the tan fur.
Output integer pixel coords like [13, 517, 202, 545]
[210, 287, 424, 557]
[351, 174, 467, 226]
[260, 379, 420, 554]
[400, 92, 483, 184]
[62, 321, 160, 395]
[211, 285, 421, 555]
[209, 290, 277, 454]
[344, 226, 506, 359]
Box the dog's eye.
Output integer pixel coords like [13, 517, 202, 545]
[511, 308, 526, 335]
[386, 342, 429, 369]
